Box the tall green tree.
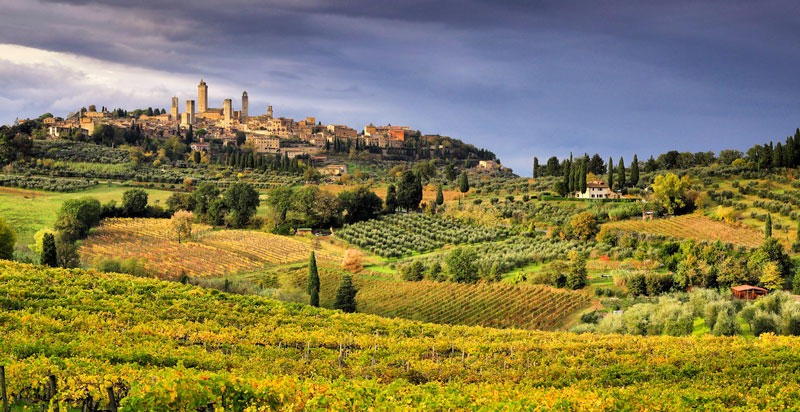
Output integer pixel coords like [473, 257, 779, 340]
[445, 163, 457, 181]
[334, 274, 357, 313]
[192, 182, 221, 215]
[607, 157, 614, 190]
[0, 217, 16, 260]
[122, 189, 149, 217]
[645, 155, 658, 172]
[765, 214, 773, 239]
[54, 197, 102, 242]
[630, 154, 640, 187]
[265, 186, 294, 224]
[397, 171, 422, 211]
[339, 186, 383, 224]
[384, 184, 398, 213]
[579, 163, 587, 194]
[446, 247, 479, 283]
[224, 182, 260, 228]
[40, 232, 57, 267]
[617, 157, 626, 190]
[435, 185, 444, 205]
[566, 251, 587, 290]
[308, 252, 320, 307]
[459, 171, 470, 194]
[533, 157, 539, 178]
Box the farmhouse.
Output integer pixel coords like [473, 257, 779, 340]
[731, 285, 768, 300]
[575, 181, 620, 199]
[321, 164, 347, 176]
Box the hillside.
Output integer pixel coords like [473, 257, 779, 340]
[2, 261, 800, 410]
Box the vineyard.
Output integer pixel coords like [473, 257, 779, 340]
[336, 213, 509, 257]
[199, 230, 339, 264]
[605, 213, 766, 248]
[80, 218, 340, 278]
[2, 261, 800, 410]
[277, 266, 589, 329]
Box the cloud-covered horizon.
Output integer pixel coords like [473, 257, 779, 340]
[1, 0, 799, 174]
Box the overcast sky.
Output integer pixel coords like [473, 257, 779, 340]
[1, 0, 799, 175]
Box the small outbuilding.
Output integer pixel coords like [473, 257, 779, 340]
[731, 285, 768, 300]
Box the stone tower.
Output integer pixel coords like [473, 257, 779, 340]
[223, 99, 232, 123]
[197, 79, 208, 113]
[241, 92, 248, 122]
[267, 105, 273, 118]
[184, 100, 195, 124]
[171, 96, 179, 121]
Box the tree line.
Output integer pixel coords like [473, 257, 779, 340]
[532, 128, 800, 181]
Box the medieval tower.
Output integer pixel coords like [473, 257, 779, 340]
[267, 105, 273, 118]
[223, 99, 232, 123]
[197, 79, 208, 113]
[184, 100, 195, 124]
[241, 91, 248, 122]
[170, 96, 179, 121]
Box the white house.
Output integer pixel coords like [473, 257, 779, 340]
[575, 181, 619, 199]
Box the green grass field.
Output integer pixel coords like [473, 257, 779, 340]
[0, 185, 174, 246]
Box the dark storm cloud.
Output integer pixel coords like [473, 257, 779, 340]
[2, 0, 800, 174]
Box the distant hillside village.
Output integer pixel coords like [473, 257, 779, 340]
[38, 78, 499, 166]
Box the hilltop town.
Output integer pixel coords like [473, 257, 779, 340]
[41, 79, 501, 169]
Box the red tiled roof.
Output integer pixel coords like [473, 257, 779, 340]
[731, 285, 767, 292]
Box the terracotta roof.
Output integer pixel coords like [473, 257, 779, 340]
[731, 285, 767, 292]
[586, 182, 608, 188]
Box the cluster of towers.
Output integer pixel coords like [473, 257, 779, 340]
[170, 79, 251, 126]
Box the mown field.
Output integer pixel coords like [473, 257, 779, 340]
[2, 261, 800, 411]
[0, 185, 174, 245]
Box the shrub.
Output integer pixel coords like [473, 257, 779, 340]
[401, 260, 426, 282]
[752, 311, 778, 337]
[0, 217, 16, 260]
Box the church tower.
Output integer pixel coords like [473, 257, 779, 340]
[197, 79, 208, 113]
[267, 105, 273, 119]
[241, 91, 248, 122]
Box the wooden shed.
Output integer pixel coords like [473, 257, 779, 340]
[731, 285, 768, 300]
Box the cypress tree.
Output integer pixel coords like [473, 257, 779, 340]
[765, 214, 772, 239]
[533, 157, 539, 178]
[40, 232, 57, 267]
[796, 220, 800, 241]
[773, 142, 784, 168]
[307, 252, 320, 307]
[630, 154, 640, 187]
[459, 172, 470, 194]
[580, 163, 587, 194]
[435, 185, 444, 205]
[608, 157, 614, 190]
[384, 184, 398, 213]
[617, 156, 626, 189]
[334, 274, 357, 313]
